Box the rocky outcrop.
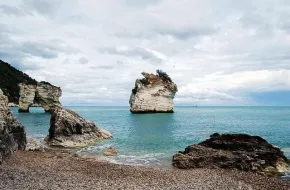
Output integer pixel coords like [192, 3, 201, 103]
[172, 133, 289, 176]
[18, 84, 37, 112]
[0, 59, 37, 103]
[129, 70, 178, 113]
[18, 82, 62, 112]
[45, 108, 112, 147]
[35, 82, 62, 112]
[0, 89, 26, 164]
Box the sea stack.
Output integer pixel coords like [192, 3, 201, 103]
[0, 89, 26, 164]
[129, 70, 178, 113]
[18, 82, 62, 112]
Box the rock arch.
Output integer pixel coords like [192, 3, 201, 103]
[18, 82, 62, 112]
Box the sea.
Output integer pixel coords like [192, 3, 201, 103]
[11, 106, 290, 178]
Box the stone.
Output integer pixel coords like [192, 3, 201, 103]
[172, 133, 289, 176]
[18, 82, 62, 112]
[45, 107, 112, 147]
[0, 89, 26, 164]
[129, 70, 178, 113]
[103, 147, 117, 156]
[26, 136, 44, 151]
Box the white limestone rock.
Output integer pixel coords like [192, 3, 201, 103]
[129, 71, 178, 113]
[35, 82, 62, 112]
[18, 82, 62, 112]
[18, 84, 36, 112]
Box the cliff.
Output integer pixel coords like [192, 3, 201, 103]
[129, 70, 178, 113]
[18, 82, 62, 112]
[0, 89, 26, 164]
[0, 60, 37, 103]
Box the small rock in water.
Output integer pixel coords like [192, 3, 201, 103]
[103, 147, 117, 156]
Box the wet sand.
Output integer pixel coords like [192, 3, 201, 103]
[0, 150, 289, 190]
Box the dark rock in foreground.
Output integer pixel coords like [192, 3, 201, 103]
[0, 89, 26, 164]
[173, 133, 289, 176]
[45, 108, 112, 147]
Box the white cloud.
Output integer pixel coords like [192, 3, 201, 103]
[1, 0, 290, 105]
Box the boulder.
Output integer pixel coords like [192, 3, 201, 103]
[0, 89, 26, 164]
[129, 70, 178, 113]
[45, 108, 112, 147]
[103, 147, 118, 156]
[172, 133, 289, 176]
[26, 136, 44, 151]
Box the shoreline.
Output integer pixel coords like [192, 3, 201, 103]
[1, 149, 289, 190]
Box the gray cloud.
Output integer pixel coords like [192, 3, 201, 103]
[1, 0, 290, 105]
[23, 0, 58, 17]
[0, 5, 26, 16]
[79, 57, 89, 64]
[155, 27, 216, 40]
[98, 46, 163, 63]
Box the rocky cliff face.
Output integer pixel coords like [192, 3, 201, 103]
[18, 84, 37, 112]
[35, 82, 62, 112]
[45, 107, 112, 147]
[18, 82, 62, 112]
[0, 89, 26, 164]
[129, 71, 178, 113]
[172, 133, 289, 176]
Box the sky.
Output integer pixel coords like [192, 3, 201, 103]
[0, 0, 290, 106]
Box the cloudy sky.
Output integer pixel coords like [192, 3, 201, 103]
[1, 0, 290, 106]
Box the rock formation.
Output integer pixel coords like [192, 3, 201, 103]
[18, 84, 37, 112]
[18, 82, 62, 112]
[129, 70, 178, 113]
[45, 107, 112, 147]
[172, 133, 289, 176]
[35, 82, 62, 112]
[0, 89, 26, 164]
[0, 59, 37, 103]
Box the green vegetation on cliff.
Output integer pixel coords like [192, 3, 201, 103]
[0, 60, 37, 103]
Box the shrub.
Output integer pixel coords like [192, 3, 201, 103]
[156, 70, 172, 82]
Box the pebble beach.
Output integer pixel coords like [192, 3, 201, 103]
[1, 150, 289, 190]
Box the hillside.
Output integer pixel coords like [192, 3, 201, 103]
[0, 60, 37, 103]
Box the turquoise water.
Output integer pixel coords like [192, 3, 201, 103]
[12, 106, 290, 167]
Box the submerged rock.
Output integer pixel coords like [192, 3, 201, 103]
[103, 147, 118, 156]
[18, 82, 62, 112]
[173, 133, 289, 176]
[45, 108, 112, 147]
[129, 70, 178, 113]
[0, 89, 26, 164]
